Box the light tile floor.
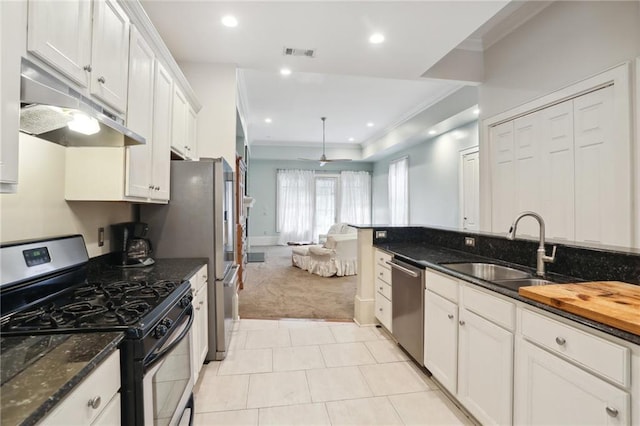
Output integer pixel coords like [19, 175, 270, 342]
[194, 319, 475, 426]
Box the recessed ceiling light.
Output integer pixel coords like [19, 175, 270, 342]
[264, 118, 272, 124]
[280, 68, 292, 76]
[369, 33, 385, 44]
[366, 122, 374, 127]
[348, 137, 355, 142]
[473, 108, 480, 115]
[428, 130, 437, 135]
[221, 15, 238, 28]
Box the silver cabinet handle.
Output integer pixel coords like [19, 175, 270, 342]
[447, 314, 454, 319]
[196, 306, 201, 310]
[605, 407, 618, 417]
[148, 184, 154, 189]
[83, 64, 92, 72]
[555, 337, 566, 346]
[379, 308, 383, 312]
[199, 300, 204, 305]
[385, 260, 419, 278]
[97, 76, 106, 84]
[379, 272, 383, 276]
[88, 396, 101, 410]
[379, 286, 383, 291]
[459, 320, 465, 326]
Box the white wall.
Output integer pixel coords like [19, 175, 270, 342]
[478, 0, 640, 243]
[372, 121, 478, 227]
[180, 62, 237, 168]
[480, 1, 640, 119]
[0, 135, 133, 257]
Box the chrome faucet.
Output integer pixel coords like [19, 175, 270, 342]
[506, 211, 557, 277]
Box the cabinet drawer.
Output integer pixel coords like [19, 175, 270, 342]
[375, 292, 392, 332]
[375, 250, 392, 268]
[91, 393, 121, 426]
[425, 270, 458, 302]
[375, 264, 392, 285]
[375, 278, 392, 300]
[41, 350, 121, 426]
[462, 285, 515, 331]
[520, 309, 630, 387]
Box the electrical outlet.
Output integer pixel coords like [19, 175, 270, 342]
[98, 227, 105, 247]
[465, 236, 475, 247]
[375, 230, 387, 239]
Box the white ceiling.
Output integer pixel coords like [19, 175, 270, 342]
[140, 1, 511, 155]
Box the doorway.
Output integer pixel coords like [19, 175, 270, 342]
[460, 147, 479, 231]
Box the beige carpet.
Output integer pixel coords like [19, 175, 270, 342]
[239, 245, 357, 321]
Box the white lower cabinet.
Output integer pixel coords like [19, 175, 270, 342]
[374, 249, 392, 331]
[424, 289, 458, 394]
[457, 308, 514, 426]
[190, 265, 208, 383]
[514, 338, 630, 425]
[40, 350, 121, 426]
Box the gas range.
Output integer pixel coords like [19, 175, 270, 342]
[0, 235, 196, 425]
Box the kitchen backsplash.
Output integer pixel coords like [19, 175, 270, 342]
[0, 135, 132, 257]
[373, 226, 640, 284]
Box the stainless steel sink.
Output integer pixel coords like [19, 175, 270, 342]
[492, 278, 555, 291]
[441, 262, 531, 281]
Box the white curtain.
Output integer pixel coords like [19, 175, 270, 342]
[388, 158, 409, 225]
[340, 171, 371, 225]
[277, 169, 315, 245]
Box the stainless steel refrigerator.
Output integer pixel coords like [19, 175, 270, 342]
[141, 158, 237, 361]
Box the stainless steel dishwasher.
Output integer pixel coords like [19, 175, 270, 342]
[389, 258, 424, 365]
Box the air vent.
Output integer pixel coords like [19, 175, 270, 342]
[283, 47, 316, 58]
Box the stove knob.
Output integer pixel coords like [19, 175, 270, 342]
[179, 295, 193, 308]
[162, 318, 174, 328]
[154, 324, 168, 339]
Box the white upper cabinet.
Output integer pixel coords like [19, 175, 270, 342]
[513, 113, 541, 238]
[171, 86, 197, 159]
[27, 0, 92, 87]
[125, 26, 155, 199]
[489, 121, 515, 233]
[187, 104, 197, 158]
[90, 0, 130, 113]
[150, 62, 173, 201]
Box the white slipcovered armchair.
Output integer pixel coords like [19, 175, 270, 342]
[291, 223, 357, 277]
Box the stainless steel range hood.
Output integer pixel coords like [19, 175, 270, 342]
[19, 59, 145, 147]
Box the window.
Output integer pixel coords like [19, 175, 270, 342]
[340, 171, 371, 224]
[388, 157, 408, 225]
[276, 169, 315, 245]
[314, 177, 338, 242]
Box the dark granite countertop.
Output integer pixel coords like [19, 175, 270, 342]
[86, 256, 208, 283]
[0, 332, 123, 426]
[376, 242, 640, 346]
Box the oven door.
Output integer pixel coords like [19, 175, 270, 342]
[143, 306, 195, 426]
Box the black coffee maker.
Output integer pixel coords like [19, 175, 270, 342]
[110, 222, 155, 267]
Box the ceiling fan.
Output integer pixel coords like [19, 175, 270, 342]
[299, 117, 352, 166]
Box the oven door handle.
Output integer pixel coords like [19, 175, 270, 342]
[144, 305, 194, 370]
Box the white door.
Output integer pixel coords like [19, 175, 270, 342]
[513, 113, 541, 237]
[540, 100, 575, 241]
[424, 290, 458, 395]
[460, 149, 479, 231]
[514, 339, 630, 425]
[458, 308, 513, 426]
[90, 0, 130, 113]
[574, 86, 630, 247]
[27, 0, 92, 87]
[151, 62, 173, 201]
[489, 121, 515, 233]
[125, 26, 155, 198]
[314, 177, 337, 242]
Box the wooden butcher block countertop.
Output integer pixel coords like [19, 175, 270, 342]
[519, 281, 640, 336]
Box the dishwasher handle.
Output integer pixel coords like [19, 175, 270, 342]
[385, 260, 419, 278]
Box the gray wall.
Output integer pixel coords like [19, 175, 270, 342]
[247, 159, 373, 239]
[372, 121, 478, 227]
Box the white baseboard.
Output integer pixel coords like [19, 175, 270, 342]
[248, 236, 279, 246]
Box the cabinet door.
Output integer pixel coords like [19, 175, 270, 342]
[458, 308, 513, 426]
[489, 121, 515, 233]
[186, 105, 197, 159]
[197, 284, 209, 369]
[424, 290, 458, 395]
[171, 86, 187, 156]
[27, 0, 92, 87]
[151, 62, 173, 201]
[125, 26, 155, 198]
[574, 86, 630, 247]
[513, 113, 541, 237]
[514, 339, 630, 425]
[539, 100, 574, 241]
[90, 0, 130, 113]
